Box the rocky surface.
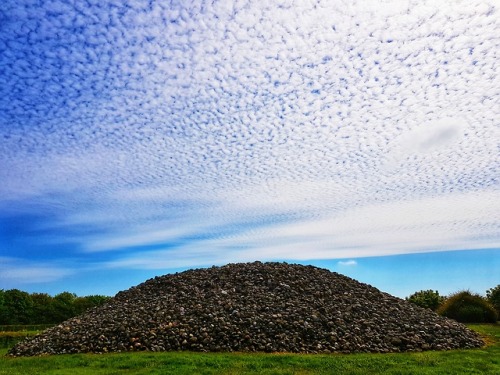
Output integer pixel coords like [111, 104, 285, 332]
[9, 262, 483, 356]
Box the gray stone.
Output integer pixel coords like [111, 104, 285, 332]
[8, 262, 484, 356]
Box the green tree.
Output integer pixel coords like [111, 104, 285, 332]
[0, 290, 112, 325]
[486, 285, 500, 317]
[31, 293, 56, 324]
[406, 290, 445, 311]
[51, 292, 77, 323]
[2, 289, 34, 324]
[0, 289, 7, 324]
[73, 295, 111, 315]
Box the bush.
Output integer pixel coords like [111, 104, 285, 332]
[437, 290, 498, 323]
[486, 285, 500, 317]
[406, 290, 445, 311]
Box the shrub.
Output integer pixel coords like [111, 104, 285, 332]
[437, 290, 498, 323]
[406, 290, 445, 311]
[486, 285, 500, 317]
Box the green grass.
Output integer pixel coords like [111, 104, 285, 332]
[0, 331, 43, 350]
[0, 324, 55, 332]
[0, 324, 55, 349]
[0, 324, 498, 374]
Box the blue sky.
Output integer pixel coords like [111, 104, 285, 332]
[0, 0, 498, 298]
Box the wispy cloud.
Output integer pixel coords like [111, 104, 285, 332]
[104, 189, 500, 270]
[0, 257, 73, 285]
[338, 260, 358, 267]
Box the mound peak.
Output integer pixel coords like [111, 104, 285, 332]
[9, 262, 483, 356]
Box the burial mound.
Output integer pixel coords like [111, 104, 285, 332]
[9, 262, 483, 356]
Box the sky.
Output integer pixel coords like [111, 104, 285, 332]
[0, 0, 499, 299]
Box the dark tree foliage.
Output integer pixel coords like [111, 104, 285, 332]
[1, 289, 34, 324]
[31, 293, 56, 324]
[74, 295, 110, 314]
[51, 292, 77, 323]
[486, 285, 500, 316]
[437, 290, 498, 323]
[0, 290, 6, 323]
[0, 289, 111, 325]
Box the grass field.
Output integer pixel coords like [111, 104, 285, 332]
[0, 330, 44, 350]
[0, 324, 498, 374]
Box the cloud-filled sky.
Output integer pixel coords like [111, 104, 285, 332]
[1, 0, 499, 297]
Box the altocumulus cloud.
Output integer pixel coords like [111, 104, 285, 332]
[0, 0, 499, 281]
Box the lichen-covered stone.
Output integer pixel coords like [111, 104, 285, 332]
[8, 262, 484, 356]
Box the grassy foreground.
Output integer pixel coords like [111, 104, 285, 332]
[0, 324, 498, 374]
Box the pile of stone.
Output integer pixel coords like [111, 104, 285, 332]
[9, 262, 483, 356]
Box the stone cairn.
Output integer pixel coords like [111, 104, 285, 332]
[9, 262, 483, 356]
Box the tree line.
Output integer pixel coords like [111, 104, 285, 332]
[0, 289, 111, 325]
[406, 285, 500, 323]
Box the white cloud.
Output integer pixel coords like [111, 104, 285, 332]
[0, 0, 498, 276]
[105, 189, 500, 271]
[399, 118, 468, 154]
[83, 221, 211, 252]
[338, 260, 358, 266]
[0, 257, 73, 285]
[384, 117, 470, 172]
